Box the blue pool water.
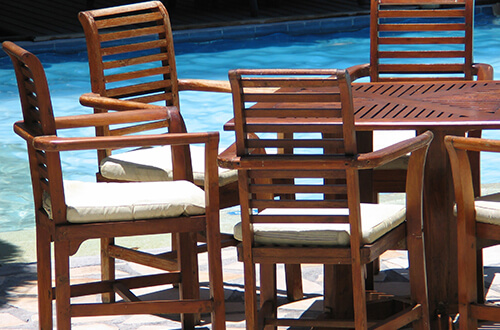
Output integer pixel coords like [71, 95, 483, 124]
[0, 11, 499, 232]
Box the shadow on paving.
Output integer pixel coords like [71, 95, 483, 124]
[0, 239, 37, 307]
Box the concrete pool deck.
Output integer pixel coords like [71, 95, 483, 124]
[1, 201, 500, 329]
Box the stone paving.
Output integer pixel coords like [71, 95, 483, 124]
[0, 207, 499, 329]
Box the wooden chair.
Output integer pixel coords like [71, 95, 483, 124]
[78, 0, 237, 209]
[224, 68, 433, 329]
[445, 135, 500, 329]
[4, 40, 225, 330]
[347, 0, 494, 199]
[78, 0, 304, 301]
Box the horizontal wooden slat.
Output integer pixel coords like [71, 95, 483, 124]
[379, 37, 465, 44]
[249, 183, 347, 194]
[252, 246, 351, 264]
[71, 299, 214, 317]
[106, 80, 172, 98]
[247, 138, 345, 150]
[248, 169, 346, 179]
[250, 199, 348, 209]
[378, 8, 465, 18]
[378, 50, 466, 58]
[106, 66, 171, 83]
[379, 23, 465, 32]
[378, 63, 465, 73]
[101, 39, 168, 57]
[95, 12, 164, 29]
[244, 108, 341, 118]
[109, 120, 168, 136]
[244, 122, 343, 133]
[240, 78, 338, 88]
[379, 0, 465, 5]
[99, 25, 165, 42]
[243, 93, 341, 103]
[127, 93, 173, 105]
[103, 53, 169, 70]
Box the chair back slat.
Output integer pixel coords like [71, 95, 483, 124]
[371, 0, 474, 81]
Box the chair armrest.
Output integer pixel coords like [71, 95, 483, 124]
[355, 131, 434, 169]
[79, 93, 165, 111]
[472, 63, 494, 81]
[346, 63, 370, 81]
[178, 79, 231, 93]
[29, 131, 219, 153]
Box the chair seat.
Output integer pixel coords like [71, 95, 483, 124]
[233, 203, 405, 246]
[43, 180, 206, 223]
[100, 145, 238, 186]
[473, 192, 500, 226]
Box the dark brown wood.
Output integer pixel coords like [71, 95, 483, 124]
[445, 135, 500, 330]
[4, 40, 225, 329]
[224, 68, 432, 329]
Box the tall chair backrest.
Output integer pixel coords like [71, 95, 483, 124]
[3, 41, 66, 226]
[230, 69, 357, 158]
[229, 68, 361, 244]
[79, 1, 178, 106]
[79, 1, 177, 161]
[370, 0, 478, 82]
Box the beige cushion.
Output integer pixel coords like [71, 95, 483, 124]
[473, 193, 500, 226]
[43, 180, 205, 223]
[100, 145, 238, 186]
[233, 203, 406, 246]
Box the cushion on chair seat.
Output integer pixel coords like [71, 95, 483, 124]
[472, 193, 500, 226]
[233, 203, 405, 246]
[100, 145, 238, 186]
[43, 180, 206, 223]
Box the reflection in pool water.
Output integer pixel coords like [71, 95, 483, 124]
[0, 11, 499, 232]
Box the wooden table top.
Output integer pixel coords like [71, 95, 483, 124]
[224, 80, 500, 131]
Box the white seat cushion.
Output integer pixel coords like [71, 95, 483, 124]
[473, 193, 500, 226]
[43, 180, 206, 223]
[100, 145, 238, 187]
[233, 203, 406, 246]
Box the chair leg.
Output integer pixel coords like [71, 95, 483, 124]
[407, 233, 430, 329]
[285, 264, 303, 301]
[54, 240, 72, 330]
[100, 237, 115, 303]
[259, 263, 277, 330]
[36, 224, 53, 330]
[324, 264, 354, 319]
[244, 258, 259, 330]
[205, 211, 226, 329]
[351, 261, 368, 329]
[177, 232, 200, 327]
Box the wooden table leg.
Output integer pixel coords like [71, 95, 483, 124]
[420, 129, 463, 329]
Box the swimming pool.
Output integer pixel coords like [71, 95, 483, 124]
[0, 9, 499, 232]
